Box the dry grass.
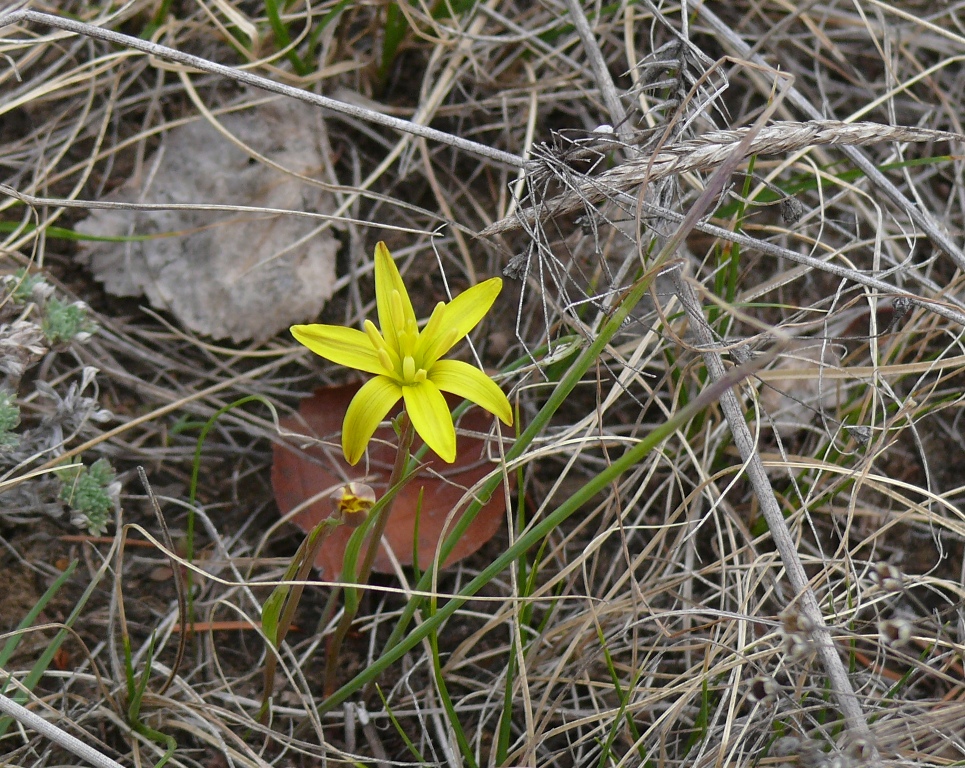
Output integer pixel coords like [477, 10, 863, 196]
[3, 1, 965, 767]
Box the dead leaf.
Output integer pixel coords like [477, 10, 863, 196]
[75, 96, 338, 342]
[272, 383, 513, 577]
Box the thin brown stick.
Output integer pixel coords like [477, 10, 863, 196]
[0, 9, 525, 170]
[562, 0, 630, 143]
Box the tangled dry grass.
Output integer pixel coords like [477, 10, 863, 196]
[3, 1, 965, 767]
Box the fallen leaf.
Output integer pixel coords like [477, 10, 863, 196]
[75, 96, 338, 342]
[272, 383, 513, 577]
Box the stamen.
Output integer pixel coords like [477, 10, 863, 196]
[365, 320, 395, 372]
[413, 368, 427, 383]
[402, 332, 416, 362]
[402, 355, 416, 381]
[378, 349, 394, 372]
[407, 320, 421, 357]
[364, 319, 384, 350]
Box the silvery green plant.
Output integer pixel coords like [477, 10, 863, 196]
[57, 458, 120, 537]
[0, 390, 19, 450]
[0, 270, 117, 534]
[41, 297, 97, 345]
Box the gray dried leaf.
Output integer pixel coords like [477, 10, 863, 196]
[76, 97, 339, 342]
[0, 320, 48, 381]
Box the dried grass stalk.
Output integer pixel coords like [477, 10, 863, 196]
[482, 120, 961, 236]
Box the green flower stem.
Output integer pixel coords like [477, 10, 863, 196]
[323, 413, 416, 696]
[357, 413, 415, 587]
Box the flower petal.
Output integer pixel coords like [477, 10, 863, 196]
[402, 380, 456, 463]
[418, 277, 502, 367]
[429, 359, 513, 426]
[374, 242, 416, 352]
[292, 324, 388, 376]
[342, 376, 402, 465]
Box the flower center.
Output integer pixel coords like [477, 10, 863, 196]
[402, 354, 428, 384]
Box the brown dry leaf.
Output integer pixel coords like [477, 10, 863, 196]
[75, 97, 338, 342]
[272, 383, 513, 578]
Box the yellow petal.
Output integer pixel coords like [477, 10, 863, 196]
[374, 242, 416, 352]
[292, 324, 387, 375]
[342, 376, 403, 465]
[402, 380, 456, 463]
[429, 359, 513, 426]
[418, 277, 502, 367]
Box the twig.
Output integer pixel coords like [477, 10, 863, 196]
[0, 9, 524, 170]
[669, 269, 882, 765]
[562, 0, 631, 143]
[480, 120, 963, 236]
[0, 689, 127, 768]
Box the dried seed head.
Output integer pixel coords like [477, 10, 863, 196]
[785, 635, 814, 659]
[781, 608, 815, 634]
[503, 252, 529, 280]
[869, 562, 903, 592]
[746, 674, 779, 704]
[795, 738, 828, 768]
[779, 195, 806, 225]
[844, 425, 871, 445]
[780, 608, 817, 659]
[845, 737, 877, 763]
[731, 343, 755, 365]
[879, 618, 913, 647]
[771, 736, 802, 758]
[891, 295, 912, 323]
[575, 212, 600, 236]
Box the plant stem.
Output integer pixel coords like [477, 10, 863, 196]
[358, 413, 415, 587]
[322, 413, 415, 696]
[260, 515, 341, 723]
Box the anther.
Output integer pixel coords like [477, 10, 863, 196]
[364, 320, 384, 350]
[378, 349, 393, 372]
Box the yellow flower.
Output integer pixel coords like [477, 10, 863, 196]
[330, 482, 376, 528]
[292, 242, 513, 465]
